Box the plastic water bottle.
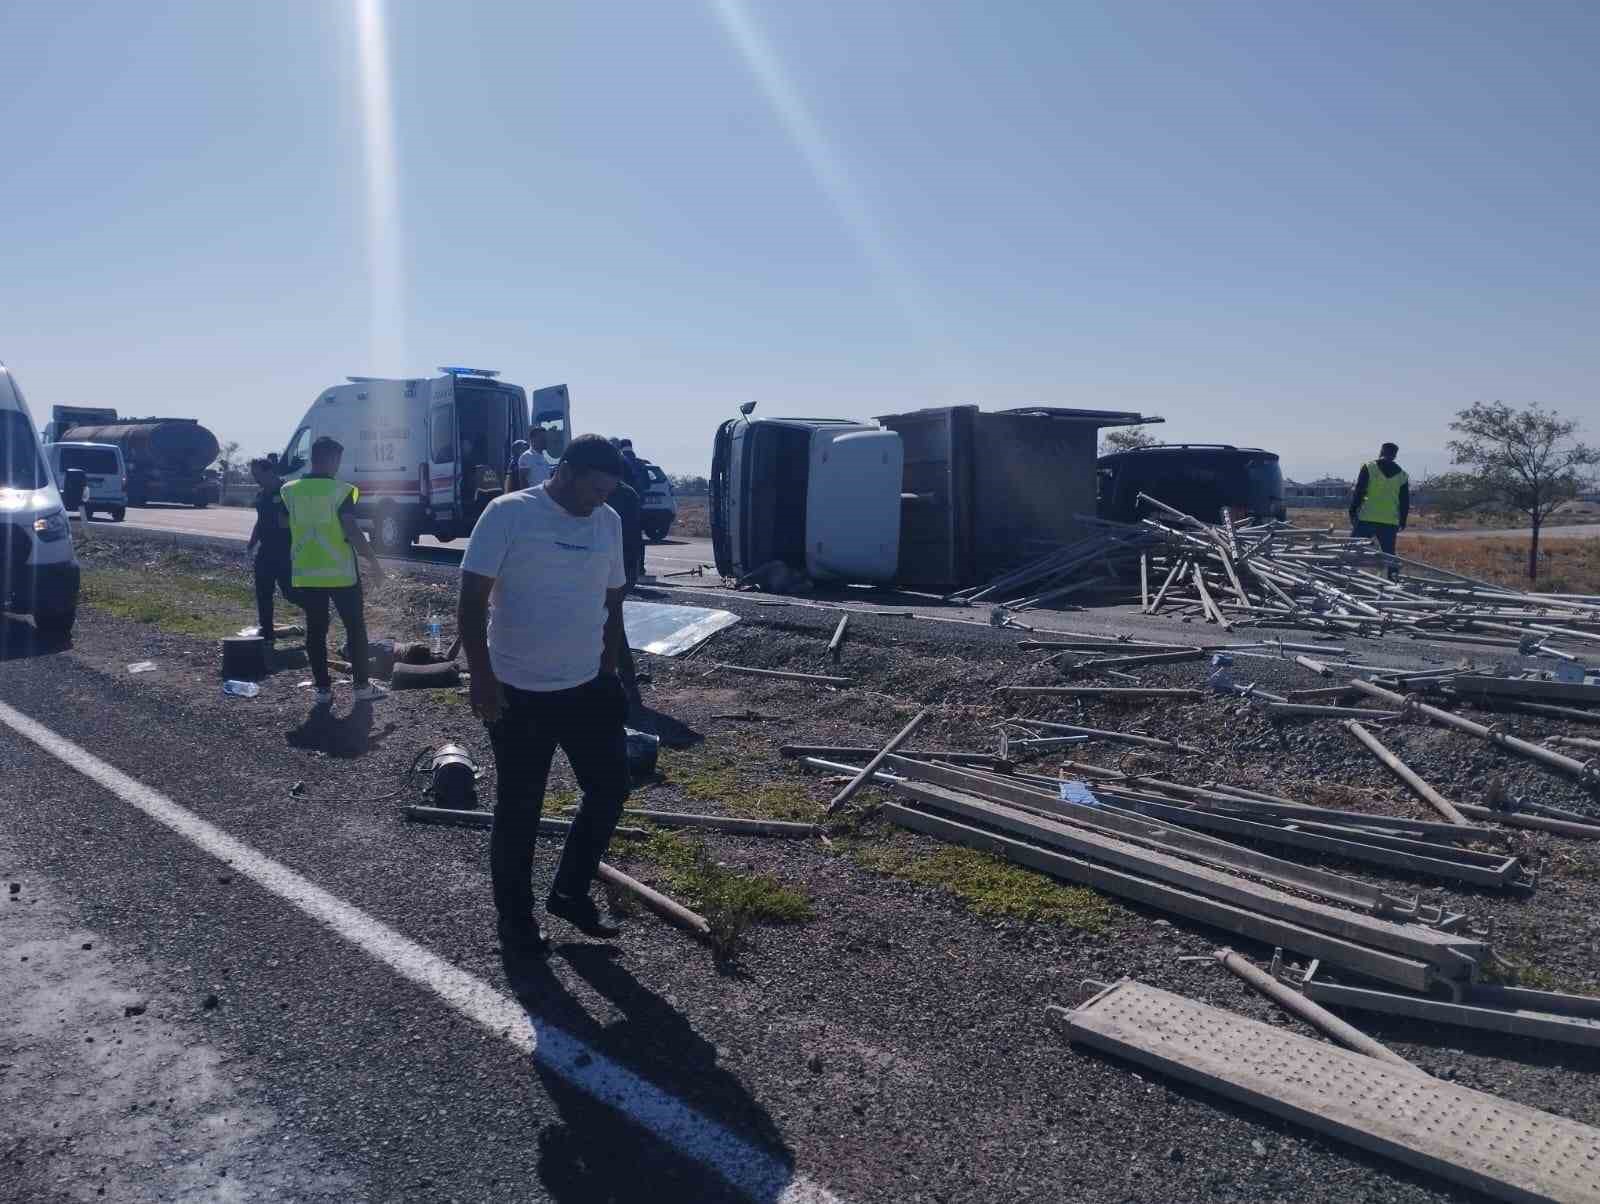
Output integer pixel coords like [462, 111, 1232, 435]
[222, 680, 260, 698]
[426, 614, 444, 658]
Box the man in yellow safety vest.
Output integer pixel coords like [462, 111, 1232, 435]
[1348, 441, 1410, 568]
[279, 435, 388, 706]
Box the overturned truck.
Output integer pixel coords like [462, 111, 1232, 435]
[711, 405, 1160, 590]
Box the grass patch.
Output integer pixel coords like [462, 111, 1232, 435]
[849, 840, 1114, 931]
[80, 569, 252, 638]
[660, 748, 824, 821]
[623, 829, 813, 957]
[1407, 535, 1600, 595]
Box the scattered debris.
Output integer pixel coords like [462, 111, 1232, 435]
[1063, 979, 1600, 1204]
[712, 663, 852, 687]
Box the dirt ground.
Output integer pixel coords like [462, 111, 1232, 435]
[23, 527, 1600, 1202]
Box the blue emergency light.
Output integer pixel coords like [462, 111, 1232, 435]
[437, 366, 500, 378]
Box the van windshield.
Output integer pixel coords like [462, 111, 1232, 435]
[1, 412, 50, 490]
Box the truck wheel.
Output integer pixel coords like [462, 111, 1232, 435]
[193, 495, 210, 509]
[33, 609, 75, 643]
[109, 507, 126, 523]
[644, 518, 673, 542]
[374, 502, 414, 556]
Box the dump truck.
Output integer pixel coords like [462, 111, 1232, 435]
[44, 405, 221, 508]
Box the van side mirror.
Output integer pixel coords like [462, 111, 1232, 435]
[60, 468, 87, 512]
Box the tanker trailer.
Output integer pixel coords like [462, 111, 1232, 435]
[57, 418, 221, 508]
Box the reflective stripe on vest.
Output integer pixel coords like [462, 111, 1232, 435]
[1357, 460, 1407, 526]
[282, 477, 360, 587]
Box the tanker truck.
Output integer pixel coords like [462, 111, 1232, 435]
[44, 406, 221, 508]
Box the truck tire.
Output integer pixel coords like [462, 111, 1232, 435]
[33, 608, 75, 643]
[109, 507, 126, 523]
[644, 517, 673, 542]
[374, 502, 414, 556]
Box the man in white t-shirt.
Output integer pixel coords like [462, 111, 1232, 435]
[517, 427, 551, 491]
[459, 434, 629, 958]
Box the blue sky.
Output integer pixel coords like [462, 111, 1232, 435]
[4, 0, 1596, 479]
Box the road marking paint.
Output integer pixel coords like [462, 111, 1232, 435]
[0, 699, 840, 1204]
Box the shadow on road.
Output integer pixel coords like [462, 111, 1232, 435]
[285, 700, 394, 759]
[505, 946, 795, 1204]
[0, 615, 69, 662]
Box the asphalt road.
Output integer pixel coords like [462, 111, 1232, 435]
[111, 503, 718, 574]
[0, 631, 832, 1204]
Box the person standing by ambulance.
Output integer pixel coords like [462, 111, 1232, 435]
[1348, 441, 1410, 564]
[280, 436, 388, 705]
[458, 434, 630, 957]
[518, 427, 551, 490]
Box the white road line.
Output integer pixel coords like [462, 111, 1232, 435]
[0, 699, 841, 1204]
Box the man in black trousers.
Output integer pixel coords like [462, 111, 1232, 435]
[459, 434, 630, 957]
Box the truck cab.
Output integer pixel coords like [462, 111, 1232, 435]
[710, 413, 902, 584]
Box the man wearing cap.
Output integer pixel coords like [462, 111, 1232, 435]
[1349, 442, 1410, 563]
[458, 434, 630, 957]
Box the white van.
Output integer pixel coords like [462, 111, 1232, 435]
[279, 369, 571, 554]
[44, 441, 128, 522]
[0, 363, 80, 639]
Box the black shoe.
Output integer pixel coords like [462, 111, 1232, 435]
[497, 916, 550, 958]
[546, 891, 622, 939]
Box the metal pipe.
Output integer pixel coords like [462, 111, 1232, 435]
[998, 686, 1205, 699]
[403, 807, 649, 838]
[713, 663, 853, 687]
[594, 862, 712, 940]
[825, 708, 929, 816]
[780, 745, 1009, 767]
[828, 614, 849, 664]
[1350, 679, 1599, 785]
[1341, 721, 1469, 826]
[1214, 948, 1419, 1070]
[1012, 719, 1203, 756]
[1262, 703, 1403, 720]
[1450, 801, 1600, 840]
[612, 809, 818, 838]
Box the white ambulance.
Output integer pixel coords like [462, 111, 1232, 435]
[279, 369, 570, 554]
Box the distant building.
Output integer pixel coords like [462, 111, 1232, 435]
[1283, 476, 1352, 507]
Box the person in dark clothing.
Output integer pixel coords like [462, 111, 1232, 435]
[245, 456, 299, 645]
[1349, 442, 1410, 570]
[459, 434, 631, 957]
[607, 480, 645, 704]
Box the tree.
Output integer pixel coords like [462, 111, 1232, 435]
[1446, 402, 1599, 581]
[1099, 426, 1159, 455]
[212, 440, 242, 483]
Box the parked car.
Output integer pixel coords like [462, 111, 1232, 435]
[1097, 444, 1286, 525]
[639, 460, 677, 541]
[1, 362, 80, 639]
[44, 441, 127, 521]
